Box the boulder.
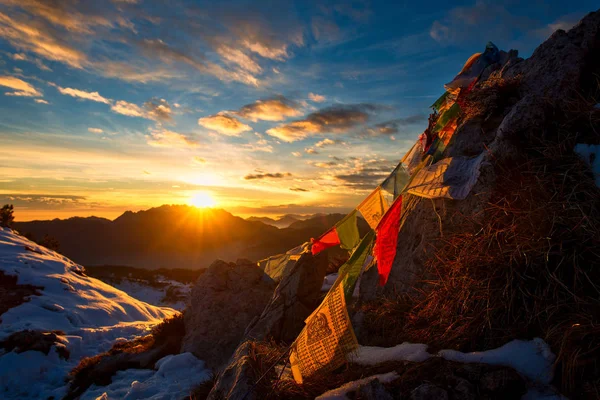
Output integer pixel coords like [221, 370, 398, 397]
[244, 251, 329, 343]
[411, 383, 449, 400]
[181, 259, 275, 370]
[209, 251, 328, 399]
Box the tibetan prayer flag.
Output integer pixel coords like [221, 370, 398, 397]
[338, 230, 375, 301]
[406, 154, 485, 200]
[311, 227, 340, 255]
[431, 91, 449, 112]
[434, 103, 461, 133]
[357, 187, 389, 229]
[336, 210, 360, 251]
[375, 196, 403, 286]
[381, 163, 410, 199]
[289, 283, 358, 384]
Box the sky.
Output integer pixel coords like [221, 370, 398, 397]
[0, 0, 596, 221]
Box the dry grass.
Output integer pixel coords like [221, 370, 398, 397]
[356, 92, 600, 399]
[461, 72, 522, 120]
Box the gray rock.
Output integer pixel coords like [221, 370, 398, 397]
[479, 368, 525, 396]
[356, 378, 394, 400]
[209, 251, 328, 399]
[244, 251, 329, 342]
[410, 383, 449, 400]
[181, 259, 275, 370]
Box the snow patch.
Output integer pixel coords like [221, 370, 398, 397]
[439, 338, 556, 385]
[574, 143, 600, 187]
[0, 228, 180, 399]
[315, 372, 399, 400]
[82, 353, 210, 400]
[350, 343, 430, 365]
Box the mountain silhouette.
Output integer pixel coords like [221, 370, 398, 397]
[14, 205, 365, 269]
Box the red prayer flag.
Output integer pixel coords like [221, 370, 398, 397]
[311, 227, 340, 255]
[374, 196, 403, 286]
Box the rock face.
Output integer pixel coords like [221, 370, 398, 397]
[181, 259, 275, 370]
[208, 251, 328, 399]
[244, 251, 329, 342]
[361, 10, 600, 297]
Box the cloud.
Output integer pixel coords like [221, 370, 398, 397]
[242, 143, 274, 153]
[236, 96, 303, 122]
[0, 75, 42, 96]
[308, 92, 326, 102]
[34, 98, 49, 104]
[244, 172, 292, 180]
[192, 156, 206, 164]
[368, 115, 426, 135]
[315, 138, 343, 148]
[198, 114, 252, 136]
[334, 158, 396, 190]
[146, 129, 200, 148]
[0, 193, 87, 209]
[110, 100, 144, 117]
[144, 98, 172, 121]
[291, 151, 302, 157]
[289, 187, 308, 192]
[88, 127, 103, 134]
[55, 85, 111, 104]
[305, 147, 319, 154]
[216, 44, 262, 74]
[532, 14, 581, 39]
[429, 2, 536, 45]
[313, 161, 338, 168]
[266, 103, 383, 142]
[11, 52, 52, 71]
[0, 10, 89, 68]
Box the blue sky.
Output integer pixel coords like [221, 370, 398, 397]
[0, 0, 596, 220]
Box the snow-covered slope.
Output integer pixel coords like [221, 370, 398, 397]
[0, 227, 181, 399]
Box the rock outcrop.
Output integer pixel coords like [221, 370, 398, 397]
[208, 251, 328, 399]
[361, 10, 600, 297]
[181, 259, 275, 370]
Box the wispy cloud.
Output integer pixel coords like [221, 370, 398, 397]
[236, 96, 303, 122]
[111, 100, 145, 117]
[198, 114, 252, 136]
[88, 127, 103, 134]
[244, 172, 292, 180]
[55, 85, 111, 104]
[146, 128, 200, 148]
[266, 103, 384, 142]
[0, 75, 42, 96]
[308, 92, 326, 102]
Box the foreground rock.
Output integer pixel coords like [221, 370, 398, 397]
[208, 251, 328, 399]
[181, 259, 275, 370]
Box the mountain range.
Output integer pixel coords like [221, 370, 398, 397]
[14, 205, 368, 269]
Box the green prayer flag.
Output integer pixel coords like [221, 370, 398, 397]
[381, 163, 410, 199]
[336, 210, 360, 251]
[431, 91, 449, 112]
[338, 230, 375, 300]
[434, 103, 461, 133]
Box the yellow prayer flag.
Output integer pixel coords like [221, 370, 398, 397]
[289, 283, 358, 384]
[357, 187, 389, 229]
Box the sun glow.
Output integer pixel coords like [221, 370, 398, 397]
[190, 192, 216, 208]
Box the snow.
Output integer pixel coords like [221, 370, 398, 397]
[439, 338, 555, 385]
[315, 372, 399, 400]
[574, 143, 600, 187]
[0, 228, 184, 399]
[350, 343, 430, 365]
[321, 273, 338, 292]
[111, 279, 191, 311]
[83, 352, 211, 400]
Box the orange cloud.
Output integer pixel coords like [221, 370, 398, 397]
[308, 92, 326, 102]
[56, 86, 111, 104]
[198, 114, 252, 136]
[146, 129, 200, 148]
[111, 100, 144, 117]
[236, 96, 303, 122]
[0, 75, 42, 96]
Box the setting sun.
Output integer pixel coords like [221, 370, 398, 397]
[190, 192, 216, 208]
